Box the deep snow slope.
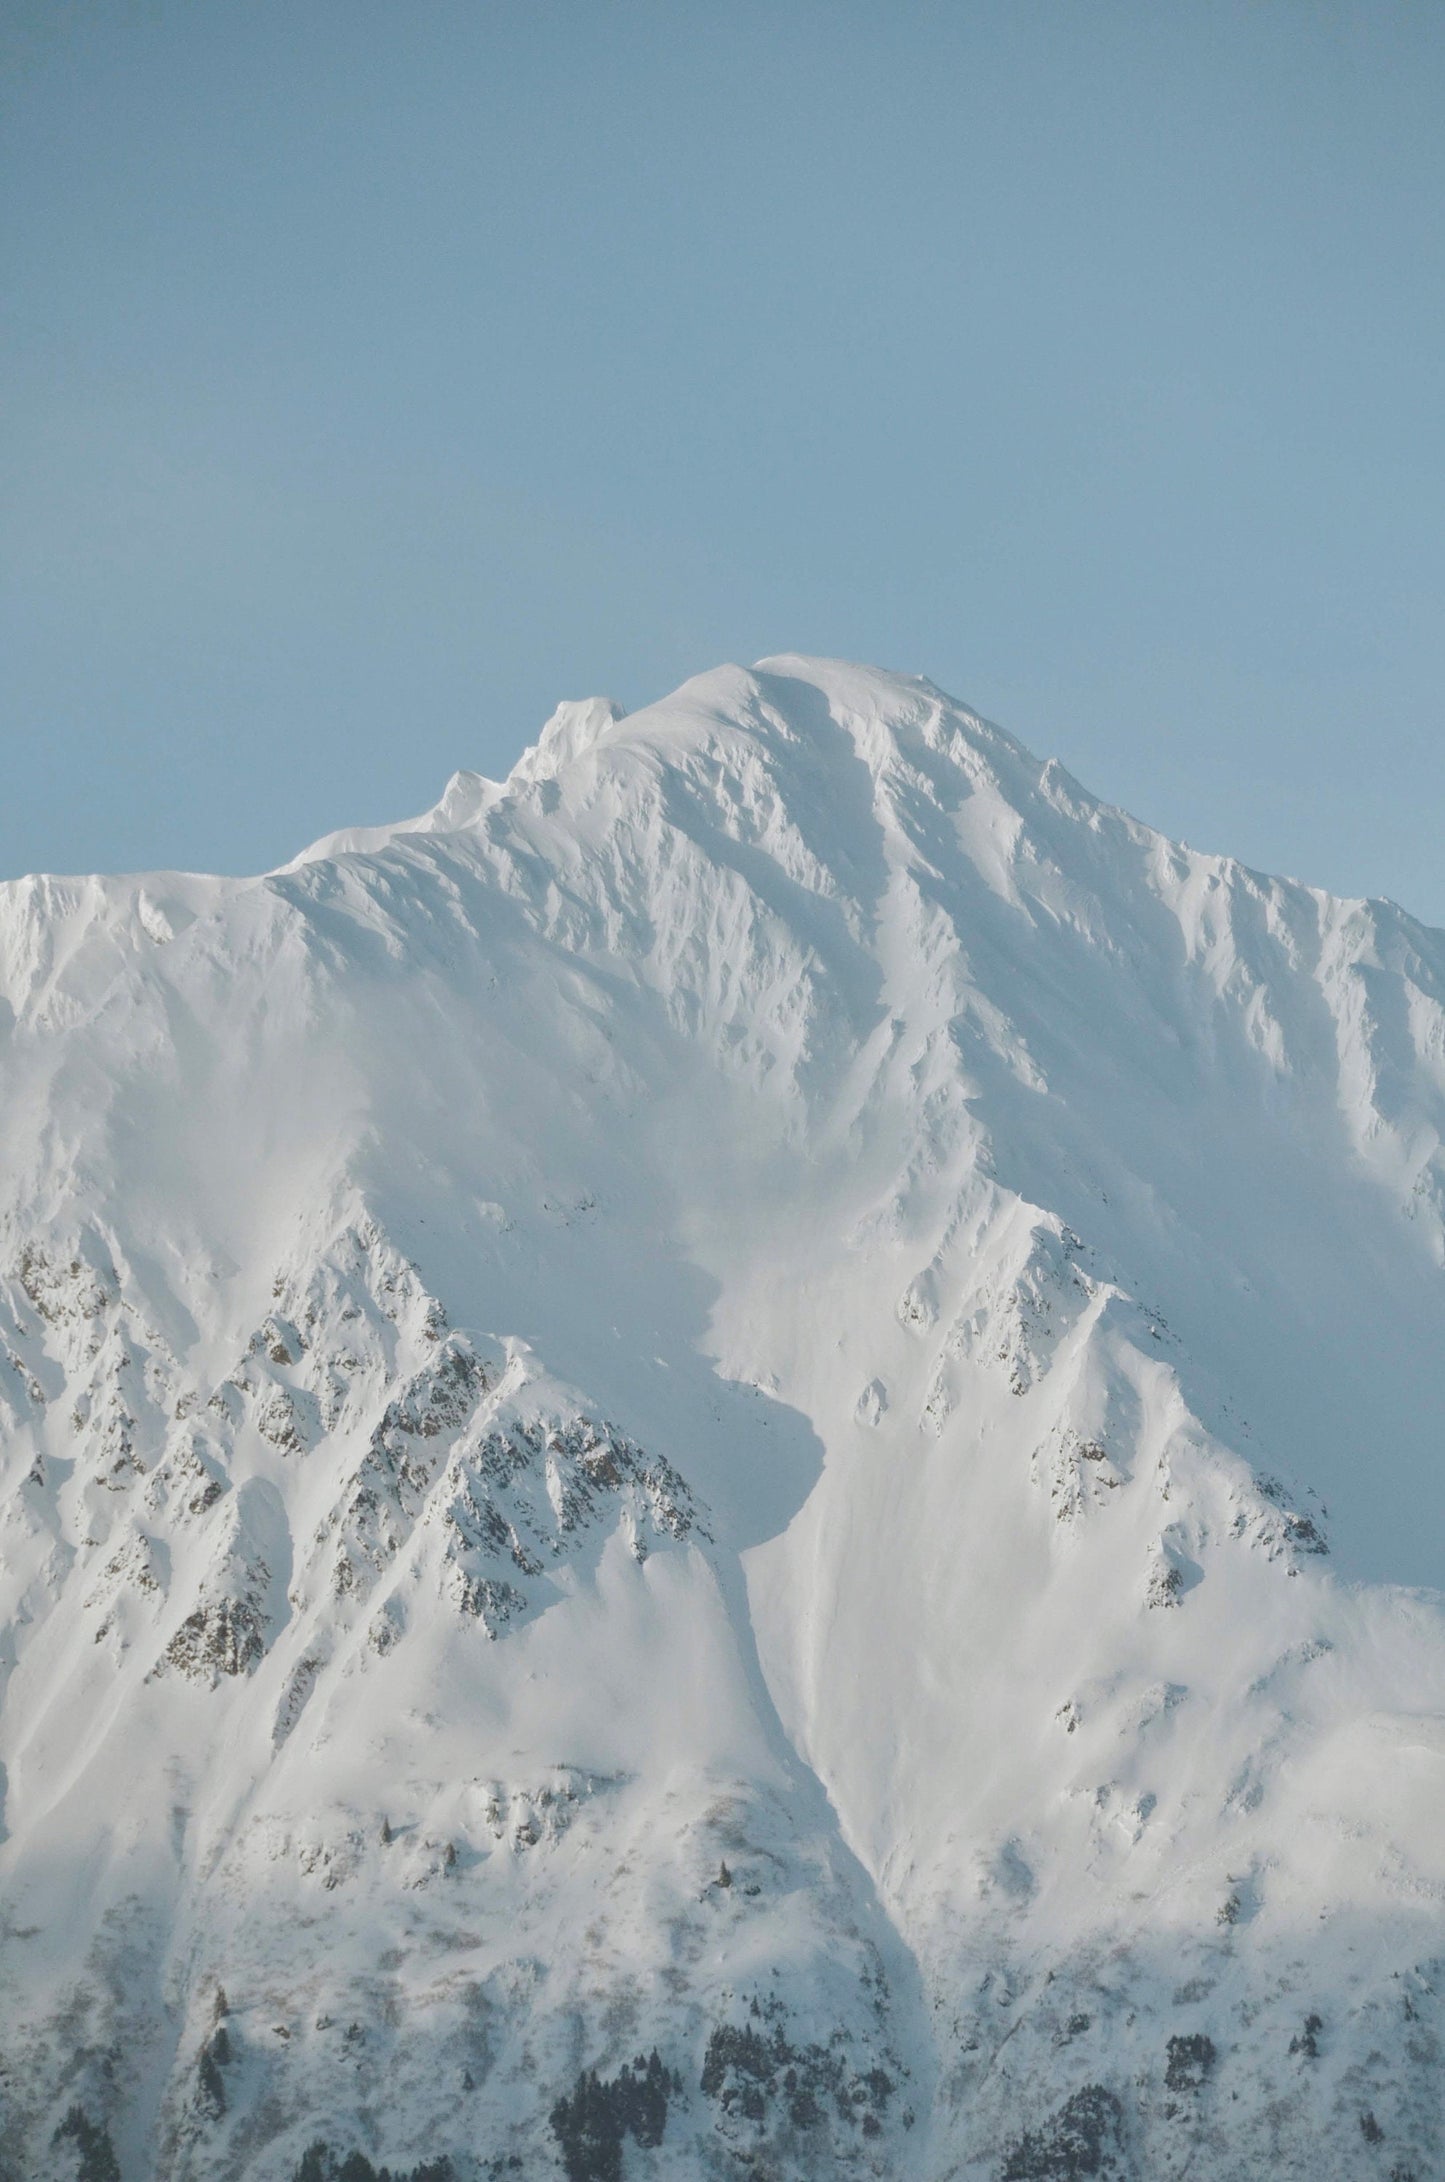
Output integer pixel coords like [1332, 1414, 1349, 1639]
[4, 657, 1445, 2182]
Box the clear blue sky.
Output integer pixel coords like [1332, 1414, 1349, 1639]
[3, 1, 1442, 917]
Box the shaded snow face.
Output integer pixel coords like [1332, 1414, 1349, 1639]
[3, 654, 1445, 2182]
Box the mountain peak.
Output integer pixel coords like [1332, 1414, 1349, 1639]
[5, 656, 1445, 2182]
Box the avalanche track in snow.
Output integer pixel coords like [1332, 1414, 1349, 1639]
[3, 656, 1445, 2182]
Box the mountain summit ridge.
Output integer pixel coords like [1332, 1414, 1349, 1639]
[2, 657, 1445, 2182]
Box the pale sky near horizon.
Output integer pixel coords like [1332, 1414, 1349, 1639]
[3, 2, 1443, 919]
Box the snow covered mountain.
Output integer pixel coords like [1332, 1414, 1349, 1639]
[3, 656, 1445, 2182]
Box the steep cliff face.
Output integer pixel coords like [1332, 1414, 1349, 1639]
[4, 657, 1445, 2182]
